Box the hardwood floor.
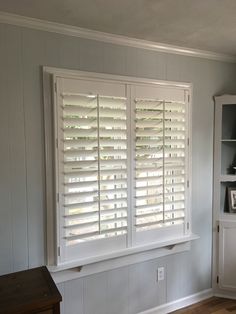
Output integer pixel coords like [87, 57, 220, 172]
[171, 297, 236, 313]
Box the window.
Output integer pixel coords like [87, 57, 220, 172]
[49, 72, 191, 265]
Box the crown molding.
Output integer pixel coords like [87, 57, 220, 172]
[0, 11, 236, 63]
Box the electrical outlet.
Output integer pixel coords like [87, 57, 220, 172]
[157, 267, 165, 281]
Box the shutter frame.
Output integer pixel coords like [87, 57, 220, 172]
[50, 75, 191, 264]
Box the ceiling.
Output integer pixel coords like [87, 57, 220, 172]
[0, 0, 236, 55]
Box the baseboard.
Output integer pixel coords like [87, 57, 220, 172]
[139, 288, 213, 314]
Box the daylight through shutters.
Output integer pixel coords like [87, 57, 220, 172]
[61, 93, 128, 245]
[135, 99, 186, 231]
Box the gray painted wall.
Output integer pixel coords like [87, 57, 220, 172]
[0, 22, 236, 314]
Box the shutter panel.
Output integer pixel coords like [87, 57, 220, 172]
[134, 98, 187, 232]
[62, 94, 128, 244]
[135, 100, 164, 231]
[98, 96, 128, 239]
[163, 101, 186, 226]
[62, 94, 100, 243]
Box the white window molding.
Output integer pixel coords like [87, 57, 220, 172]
[43, 67, 197, 271]
[50, 236, 199, 283]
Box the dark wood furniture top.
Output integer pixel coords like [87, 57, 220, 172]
[0, 266, 62, 314]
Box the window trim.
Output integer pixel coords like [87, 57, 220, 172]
[43, 66, 194, 270]
[49, 233, 199, 274]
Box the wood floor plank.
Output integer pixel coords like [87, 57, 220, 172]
[171, 297, 236, 313]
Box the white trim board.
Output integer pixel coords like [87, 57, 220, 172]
[51, 242, 191, 284]
[44, 66, 192, 88]
[49, 235, 198, 273]
[0, 11, 236, 63]
[139, 289, 213, 314]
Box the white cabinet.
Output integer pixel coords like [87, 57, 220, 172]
[219, 221, 236, 291]
[213, 95, 236, 294]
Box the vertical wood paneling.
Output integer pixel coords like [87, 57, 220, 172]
[59, 35, 80, 70]
[64, 279, 84, 314]
[103, 43, 126, 76]
[155, 51, 167, 80]
[5, 25, 28, 272]
[22, 28, 46, 267]
[166, 54, 181, 81]
[135, 49, 157, 79]
[44, 32, 61, 67]
[166, 251, 194, 302]
[106, 267, 129, 314]
[57, 283, 65, 314]
[78, 38, 104, 73]
[125, 47, 167, 80]
[83, 272, 108, 314]
[128, 259, 166, 314]
[0, 23, 13, 275]
[125, 47, 138, 77]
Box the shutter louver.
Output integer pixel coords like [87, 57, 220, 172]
[135, 99, 186, 231]
[61, 93, 128, 245]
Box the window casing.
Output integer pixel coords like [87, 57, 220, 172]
[51, 73, 191, 265]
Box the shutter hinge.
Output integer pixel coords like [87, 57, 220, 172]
[187, 138, 190, 146]
[187, 180, 190, 188]
[57, 193, 59, 203]
[217, 225, 220, 233]
[188, 94, 190, 103]
[56, 138, 58, 149]
[54, 82, 57, 93]
[57, 246, 61, 257]
[217, 276, 219, 284]
[187, 222, 190, 230]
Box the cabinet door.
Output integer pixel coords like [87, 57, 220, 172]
[219, 221, 236, 290]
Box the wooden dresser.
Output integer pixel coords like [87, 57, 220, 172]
[0, 266, 62, 314]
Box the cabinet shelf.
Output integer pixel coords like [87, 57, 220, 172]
[220, 175, 236, 182]
[221, 139, 236, 142]
[222, 104, 236, 140]
[221, 141, 236, 175]
[219, 213, 236, 221]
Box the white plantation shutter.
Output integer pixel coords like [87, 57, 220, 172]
[132, 86, 189, 245]
[63, 95, 128, 242]
[52, 75, 190, 264]
[135, 99, 164, 232]
[62, 94, 99, 243]
[98, 96, 128, 238]
[135, 99, 186, 229]
[163, 102, 186, 226]
[55, 78, 128, 262]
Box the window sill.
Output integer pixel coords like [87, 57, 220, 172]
[49, 233, 199, 283]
